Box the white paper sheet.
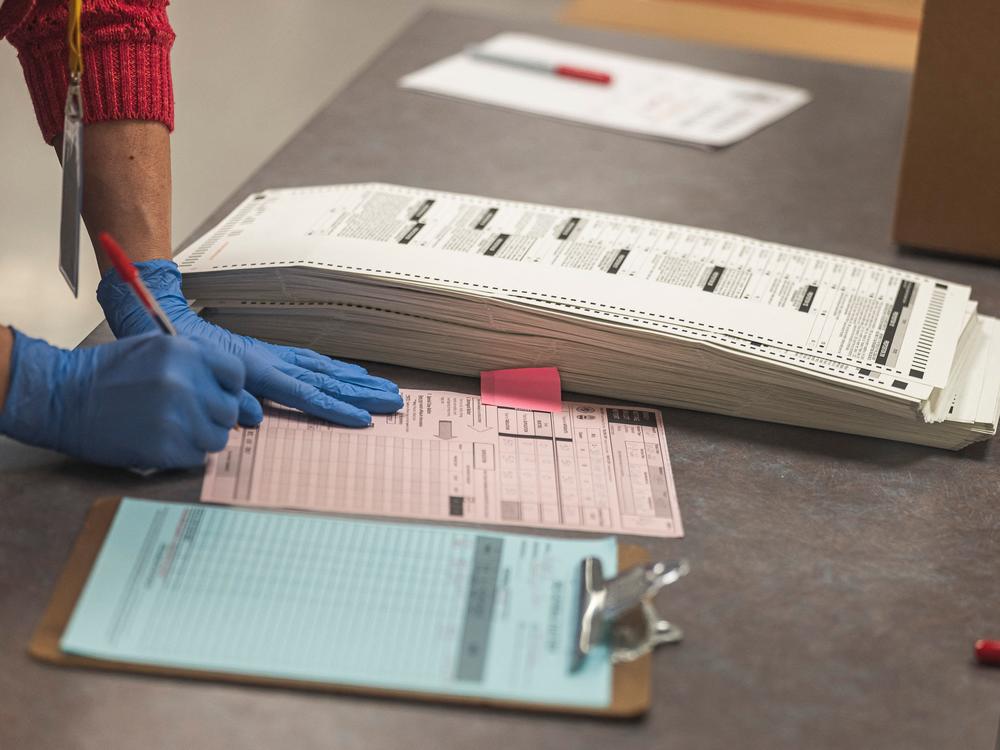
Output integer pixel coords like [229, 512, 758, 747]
[399, 33, 811, 147]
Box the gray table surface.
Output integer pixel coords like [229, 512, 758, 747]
[3, 9, 999, 750]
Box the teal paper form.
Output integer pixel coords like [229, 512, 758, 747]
[61, 498, 616, 707]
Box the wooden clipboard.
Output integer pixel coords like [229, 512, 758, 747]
[29, 497, 653, 718]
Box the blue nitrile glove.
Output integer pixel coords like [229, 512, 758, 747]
[97, 260, 403, 428]
[0, 330, 243, 469]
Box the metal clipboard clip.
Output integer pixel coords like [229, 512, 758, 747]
[572, 557, 689, 671]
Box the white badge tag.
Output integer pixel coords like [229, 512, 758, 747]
[59, 74, 83, 297]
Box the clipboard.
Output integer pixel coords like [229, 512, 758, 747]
[29, 497, 665, 718]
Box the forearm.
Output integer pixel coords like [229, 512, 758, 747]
[0, 326, 12, 413]
[60, 121, 173, 272]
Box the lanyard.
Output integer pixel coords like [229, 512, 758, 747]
[67, 0, 82, 79]
[59, 0, 84, 296]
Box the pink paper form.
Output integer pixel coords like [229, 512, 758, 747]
[202, 390, 683, 538]
[480, 367, 563, 412]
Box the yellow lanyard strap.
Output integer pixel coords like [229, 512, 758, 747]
[67, 0, 82, 79]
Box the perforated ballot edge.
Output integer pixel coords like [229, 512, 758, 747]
[28, 497, 653, 718]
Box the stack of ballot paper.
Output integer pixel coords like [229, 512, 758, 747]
[176, 183, 1000, 450]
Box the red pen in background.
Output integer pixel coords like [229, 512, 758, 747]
[98, 232, 177, 336]
[466, 46, 613, 85]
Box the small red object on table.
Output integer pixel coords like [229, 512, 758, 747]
[974, 639, 1000, 666]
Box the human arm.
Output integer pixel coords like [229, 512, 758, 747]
[79, 123, 403, 426]
[7, 1, 404, 426]
[0, 115, 242, 466]
[77, 120, 173, 272]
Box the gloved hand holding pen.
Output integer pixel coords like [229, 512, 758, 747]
[0, 329, 241, 469]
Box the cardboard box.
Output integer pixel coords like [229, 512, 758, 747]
[562, 0, 921, 70]
[894, 0, 1000, 261]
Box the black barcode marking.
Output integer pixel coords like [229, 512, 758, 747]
[911, 285, 946, 374]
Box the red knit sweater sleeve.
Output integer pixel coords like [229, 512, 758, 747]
[3, 0, 175, 144]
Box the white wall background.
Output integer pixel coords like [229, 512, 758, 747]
[0, 0, 558, 348]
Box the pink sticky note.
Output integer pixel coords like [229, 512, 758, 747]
[480, 367, 563, 412]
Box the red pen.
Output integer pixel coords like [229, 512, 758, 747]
[98, 232, 177, 336]
[975, 639, 1000, 666]
[467, 47, 613, 85]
